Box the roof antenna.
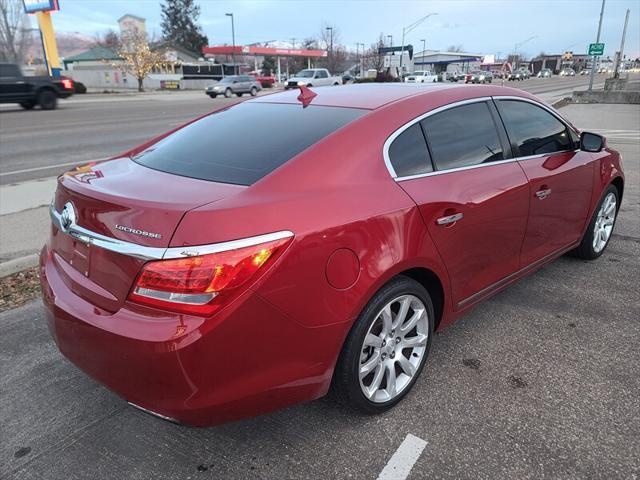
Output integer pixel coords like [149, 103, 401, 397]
[297, 85, 317, 108]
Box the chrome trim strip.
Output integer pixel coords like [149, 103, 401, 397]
[50, 205, 166, 260]
[163, 230, 294, 259]
[394, 158, 518, 181]
[490, 95, 575, 128]
[383, 94, 581, 183]
[457, 241, 579, 309]
[50, 203, 294, 261]
[127, 402, 182, 424]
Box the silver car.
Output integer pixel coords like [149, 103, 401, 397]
[206, 75, 261, 98]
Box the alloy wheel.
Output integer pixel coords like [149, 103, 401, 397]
[593, 192, 616, 253]
[358, 295, 429, 403]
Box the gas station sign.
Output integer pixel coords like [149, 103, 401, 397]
[22, 0, 59, 13]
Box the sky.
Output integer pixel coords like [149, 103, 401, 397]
[47, 0, 640, 59]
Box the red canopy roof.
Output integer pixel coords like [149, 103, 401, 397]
[202, 45, 327, 58]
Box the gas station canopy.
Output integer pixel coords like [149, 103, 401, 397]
[202, 46, 327, 58]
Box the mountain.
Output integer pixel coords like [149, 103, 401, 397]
[25, 31, 97, 62]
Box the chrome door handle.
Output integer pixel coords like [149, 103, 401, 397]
[436, 213, 463, 225]
[535, 188, 552, 200]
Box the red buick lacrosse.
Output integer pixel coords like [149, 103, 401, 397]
[41, 84, 624, 426]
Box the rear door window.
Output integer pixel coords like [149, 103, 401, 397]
[421, 102, 504, 170]
[0, 64, 20, 77]
[132, 103, 365, 185]
[388, 123, 433, 177]
[497, 100, 573, 156]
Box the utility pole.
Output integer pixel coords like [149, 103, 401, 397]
[225, 13, 236, 73]
[357, 42, 365, 76]
[588, 0, 606, 91]
[614, 9, 630, 78]
[420, 38, 426, 68]
[387, 35, 393, 47]
[290, 37, 296, 49]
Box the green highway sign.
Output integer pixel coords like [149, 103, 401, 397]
[588, 43, 605, 56]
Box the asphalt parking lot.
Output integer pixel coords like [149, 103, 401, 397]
[1, 102, 639, 480]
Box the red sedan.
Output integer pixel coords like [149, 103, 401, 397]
[41, 84, 624, 426]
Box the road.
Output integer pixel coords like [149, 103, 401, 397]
[1, 103, 638, 479]
[0, 74, 609, 186]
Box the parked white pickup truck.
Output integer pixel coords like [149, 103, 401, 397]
[404, 71, 438, 83]
[284, 68, 342, 89]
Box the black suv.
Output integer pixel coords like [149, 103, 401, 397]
[0, 63, 74, 110]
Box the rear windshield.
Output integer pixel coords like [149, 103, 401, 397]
[132, 103, 366, 185]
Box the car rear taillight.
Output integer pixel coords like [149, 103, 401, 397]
[128, 235, 292, 316]
[61, 78, 73, 90]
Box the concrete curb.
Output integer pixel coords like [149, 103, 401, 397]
[551, 97, 571, 109]
[0, 254, 39, 278]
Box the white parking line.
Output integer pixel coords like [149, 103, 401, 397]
[377, 434, 427, 480]
[0, 158, 107, 177]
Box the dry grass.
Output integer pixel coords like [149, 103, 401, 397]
[0, 267, 41, 312]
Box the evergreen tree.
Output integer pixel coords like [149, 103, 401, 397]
[160, 0, 209, 54]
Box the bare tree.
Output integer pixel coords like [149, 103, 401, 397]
[95, 29, 121, 50]
[446, 44, 464, 53]
[114, 30, 166, 92]
[365, 33, 386, 72]
[0, 0, 31, 62]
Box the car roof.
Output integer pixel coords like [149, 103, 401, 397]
[250, 83, 470, 110]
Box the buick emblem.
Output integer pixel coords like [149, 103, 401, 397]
[60, 202, 76, 231]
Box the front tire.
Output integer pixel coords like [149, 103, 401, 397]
[573, 185, 619, 260]
[37, 90, 57, 110]
[20, 101, 35, 110]
[208, 94, 217, 98]
[333, 276, 434, 414]
[236, 92, 244, 97]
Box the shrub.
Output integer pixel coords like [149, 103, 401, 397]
[73, 81, 87, 94]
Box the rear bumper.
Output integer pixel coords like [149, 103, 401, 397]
[39, 245, 346, 426]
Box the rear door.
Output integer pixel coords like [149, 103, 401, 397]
[0, 64, 28, 101]
[494, 98, 593, 266]
[240, 75, 251, 92]
[390, 99, 530, 309]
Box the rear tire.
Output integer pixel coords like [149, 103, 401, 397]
[224, 88, 232, 98]
[572, 184, 619, 260]
[332, 276, 434, 414]
[250, 87, 258, 96]
[208, 94, 217, 98]
[38, 90, 57, 110]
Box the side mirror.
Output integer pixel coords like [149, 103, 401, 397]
[580, 132, 605, 152]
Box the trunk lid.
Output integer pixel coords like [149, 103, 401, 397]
[50, 158, 245, 312]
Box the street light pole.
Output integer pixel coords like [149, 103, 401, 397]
[588, 0, 606, 91]
[614, 8, 629, 79]
[420, 39, 426, 69]
[387, 35, 393, 47]
[400, 13, 438, 74]
[326, 27, 333, 72]
[512, 35, 538, 70]
[358, 42, 365, 76]
[225, 13, 236, 74]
